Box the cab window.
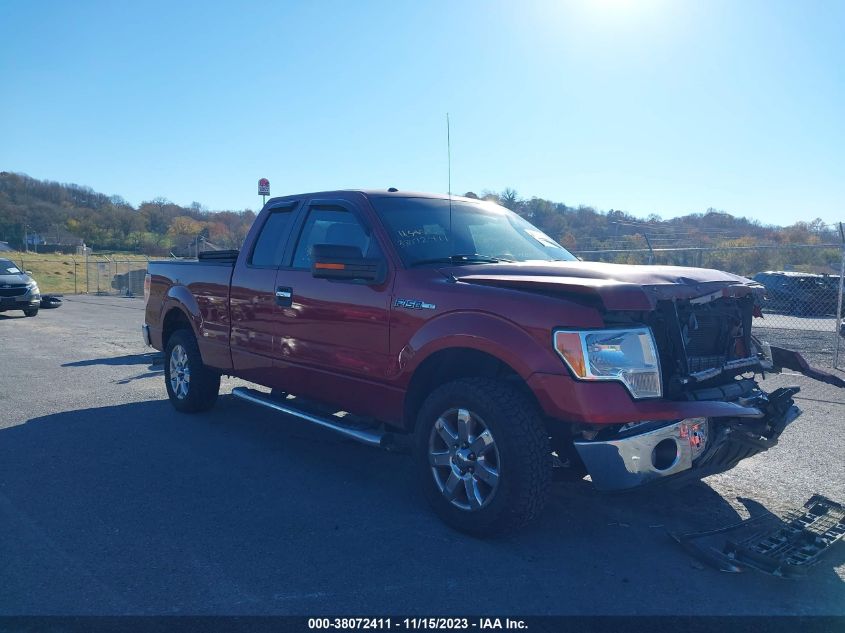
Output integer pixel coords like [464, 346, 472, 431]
[292, 207, 380, 269]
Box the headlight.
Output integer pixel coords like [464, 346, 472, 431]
[26, 280, 39, 292]
[553, 327, 662, 399]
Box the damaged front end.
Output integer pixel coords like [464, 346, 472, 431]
[573, 283, 837, 492]
[573, 382, 801, 491]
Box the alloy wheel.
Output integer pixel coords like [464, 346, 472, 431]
[169, 344, 191, 400]
[428, 408, 501, 511]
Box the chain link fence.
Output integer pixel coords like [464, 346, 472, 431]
[8, 253, 150, 297]
[574, 243, 845, 371]
[9, 243, 845, 372]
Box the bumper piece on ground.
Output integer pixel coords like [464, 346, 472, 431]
[574, 387, 801, 491]
[671, 494, 845, 578]
[40, 294, 63, 309]
[770, 345, 845, 389]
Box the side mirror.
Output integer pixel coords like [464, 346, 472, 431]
[311, 244, 385, 284]
[25, 270, 33, 275]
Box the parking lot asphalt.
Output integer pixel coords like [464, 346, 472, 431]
[1, 296, 843, 615]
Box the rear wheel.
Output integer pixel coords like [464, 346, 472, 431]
[164, 329, 220, 413]
[23, 307, 38, 317]
[414, 377, 551, 537]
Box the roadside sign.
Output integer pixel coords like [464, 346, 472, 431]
[258, 178, 270, 196]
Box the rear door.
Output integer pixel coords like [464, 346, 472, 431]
[230, 200, 300, 380]
[271, 197, 394, 410]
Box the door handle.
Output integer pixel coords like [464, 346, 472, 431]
[275, 286, 293, 307]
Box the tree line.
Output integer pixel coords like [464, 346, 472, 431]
[1, 172, 840, 275]
[0, 172, 255, 255]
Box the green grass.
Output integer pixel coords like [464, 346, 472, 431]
[3, 251, 150, 295]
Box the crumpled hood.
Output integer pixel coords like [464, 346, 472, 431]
[450, 261, 763, 311]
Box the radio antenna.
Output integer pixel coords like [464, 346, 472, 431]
[447, 112, 453, 251]
[447, 113, 452, 198]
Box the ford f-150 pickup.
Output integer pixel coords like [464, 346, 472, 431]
[143, 190, 834, 535]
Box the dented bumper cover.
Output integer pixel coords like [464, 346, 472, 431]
[574, 387, 801, 491]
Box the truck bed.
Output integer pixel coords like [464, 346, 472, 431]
[145, 257, 236, 369]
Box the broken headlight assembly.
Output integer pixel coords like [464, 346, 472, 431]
[553, 327, 662, 399]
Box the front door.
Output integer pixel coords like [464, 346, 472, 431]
[271, 199, 395, 417]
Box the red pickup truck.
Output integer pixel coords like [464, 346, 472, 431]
[143, 190, 824, 535]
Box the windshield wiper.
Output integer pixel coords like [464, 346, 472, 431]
[409, 254, 513, 267]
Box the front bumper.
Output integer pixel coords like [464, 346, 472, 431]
[0, 290, 40, 310]
[573, 387, 801, 491]
[141, 324, 152, 347]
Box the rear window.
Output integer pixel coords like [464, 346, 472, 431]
[250, 207, 296, 267]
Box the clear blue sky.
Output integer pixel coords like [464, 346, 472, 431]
[2, 0, 843, 225]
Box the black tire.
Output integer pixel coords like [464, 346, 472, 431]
[414, 377, 551, 537]
[164, 328, 220, 413]
[23, 307, 38, 317]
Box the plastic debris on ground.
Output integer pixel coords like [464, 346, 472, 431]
[671, 494, 845, 578]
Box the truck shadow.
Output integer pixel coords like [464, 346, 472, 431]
[62, 352, 163, 368]
[1, 396, 841, 615]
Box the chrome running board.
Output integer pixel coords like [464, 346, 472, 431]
[231, 387, 385, 448]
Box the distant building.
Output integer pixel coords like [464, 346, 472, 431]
[42, 227, 84, 248]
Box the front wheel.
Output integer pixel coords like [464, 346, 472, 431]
[414, 377, 551, 537]
[23, 307, 38, 317]
[164, 329, 220, 413]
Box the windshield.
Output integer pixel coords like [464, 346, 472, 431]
[370, 197, 576, 266]
[0, 259, 22, 275]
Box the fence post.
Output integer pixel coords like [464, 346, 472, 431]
[835, 223, 845, 369]
[72, 256, 77, 294]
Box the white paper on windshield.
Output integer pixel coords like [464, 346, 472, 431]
[5, 267, 21, 274]
[524, 229, 559, 248]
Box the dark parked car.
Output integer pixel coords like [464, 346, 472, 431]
[0, 257, 41, 317]
[753, 271, 842, 316]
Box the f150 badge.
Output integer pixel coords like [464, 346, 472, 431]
[394, 298, 436, 310]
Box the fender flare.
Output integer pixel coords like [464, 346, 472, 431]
[162, 285, 203, 342]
